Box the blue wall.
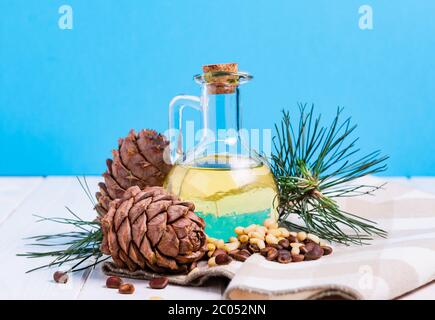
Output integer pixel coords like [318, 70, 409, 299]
[1, 0, 434, 176]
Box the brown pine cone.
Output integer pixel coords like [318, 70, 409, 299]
[100, 186, 207, 274]
[96, 129, 173, 216]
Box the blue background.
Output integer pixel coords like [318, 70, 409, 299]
[1, 0, 434, 176]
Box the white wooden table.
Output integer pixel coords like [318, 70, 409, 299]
[0, 176, 433, 300]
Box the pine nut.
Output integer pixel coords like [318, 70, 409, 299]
[256, 239, 266, 250]
[119, 283, 135, 294]
[266, 247, 279, 261]
[224, 241, 240, 252]
[307, 233, 320, 244]
[263, 218, 275, 228]
[297, 231, 307, 242]
[207, 243, 216, 252]
[249, 231, 264, 240]
[215, 254, 232, 265]
[290, 242, 304, 248]
[269, 222, 279, 230]
[149, 277, 169, 289]
[265, 234, 279, 245]
[304, 243, 324, 260]
[278, 228, 290, 238]
[230, 249, 251, 262]
[238, 234, 249, 243]
[212, 249, 227, 257]
[277, 250, 292, 263]
[53, 271, 68, 284]
[234, 226, 245, 235]
[291, 247, 300, 256]
[268, 229, 281, 237]
[208, 256, 217, 267]
[288, 234, 298, 243]
[289, 231, 298, 238]
[320, 240, 329, 247]
[248, 244, 260, 253]
[244, 224, 257, 234]
[292, 254, 305, 262]
[278, 238, 290, 248]
[256, 226, 268, 234]
[321, 246, 333, 256]
[106, 276, 123, 289]
[229, 236, 238, 243]
[207, 237, 216, 244]
[249, 238, 260, 245]
[216, 239, 225, 249]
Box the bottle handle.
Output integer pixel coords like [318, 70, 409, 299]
[169, 95, 202, 161]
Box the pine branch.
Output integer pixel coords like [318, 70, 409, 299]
[18, 214, 104, 273]
[271, 104, 389, 245]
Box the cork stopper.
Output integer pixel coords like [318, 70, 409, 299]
[202, 63, 239, 94]
[202, 63, 238, 74]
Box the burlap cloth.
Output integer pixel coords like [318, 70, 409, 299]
[102, 177, 435, 300]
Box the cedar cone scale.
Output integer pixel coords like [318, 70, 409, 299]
[101, 186, 207, 274]
[96, 129, 172, 216]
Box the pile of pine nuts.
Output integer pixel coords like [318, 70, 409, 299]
[206, 218, 332, 267]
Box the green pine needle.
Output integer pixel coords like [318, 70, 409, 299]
[271, 104, 389, 245]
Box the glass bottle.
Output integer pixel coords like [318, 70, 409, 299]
[164, 63, 278, 240]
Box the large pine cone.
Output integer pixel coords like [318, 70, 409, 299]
[96, 129, 173, 216]
[101, 186, 207, 274]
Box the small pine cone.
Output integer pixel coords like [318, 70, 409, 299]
[101, 186, 207, 274]
[95, 129, 173, 216]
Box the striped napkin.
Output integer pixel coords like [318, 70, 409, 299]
[224, 177, 435, 299]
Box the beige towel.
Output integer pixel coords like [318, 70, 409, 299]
[104, 177, 435, 299]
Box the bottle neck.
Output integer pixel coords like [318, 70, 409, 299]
[201, 86, 241, 139]
[182, 84, 260, 167]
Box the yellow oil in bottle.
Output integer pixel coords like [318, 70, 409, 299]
[164, 155, 278, 240]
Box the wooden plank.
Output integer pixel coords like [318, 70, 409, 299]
[0, 176, 101, 299]
[408, 177, 435, 194]
[0, 177, 45, 225]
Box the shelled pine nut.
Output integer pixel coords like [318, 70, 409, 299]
[216, 239, 225, 249]
[256, 239, 266, 250]
[291, 246, 300, 256]
[234, 226, 245, 235]
[297, 231, 307, 242]
[265, 234, 279, 245]
[208, 256, 217, 267]
[278, 228, 290, 238]
[238, 234, 249, 243]
[307, 233, 320, 244]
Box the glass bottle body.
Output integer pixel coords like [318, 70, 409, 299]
[165, 70, 278, 240]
